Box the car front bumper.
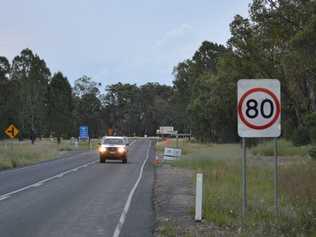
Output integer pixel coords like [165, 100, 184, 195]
[99, 151, 127, 160]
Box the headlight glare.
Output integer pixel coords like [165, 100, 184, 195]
[118, 147, 126, 153]
[99, 146, 107, 153]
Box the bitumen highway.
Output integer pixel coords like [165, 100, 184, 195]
[0, 139, 154, 237]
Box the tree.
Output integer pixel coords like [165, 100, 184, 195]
[72, 75, 104, 137]
[173, 41, 231, 141]
[104, 83, 141, 136]
[48, 72, 73, 142]
[0, 57, 10, 80]
[74, 75, 101, 97]
[140, 83, 175, 136]
[76, 93, 102, 138]
[11, 49, 51, 139]
[192, 41, 227, 74]
[0, 57, 11, 139]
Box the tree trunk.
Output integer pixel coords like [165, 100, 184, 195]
[306, 77, 316, 112]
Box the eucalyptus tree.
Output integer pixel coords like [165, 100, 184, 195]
[10, 49, 50, 138]
[48, 72, 73, 141]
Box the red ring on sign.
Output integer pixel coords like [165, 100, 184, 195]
[238, 87, 281, 130]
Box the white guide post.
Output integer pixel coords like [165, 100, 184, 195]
[195, 173, 203, 221]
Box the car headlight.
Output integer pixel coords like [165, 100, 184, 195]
[99, 146, 107, 153]
[118, 147, 126, 153]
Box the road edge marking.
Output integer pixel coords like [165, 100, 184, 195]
[0, 160, 97, 201]
[112, 140, 152, 237]
[0, 139, 139, 201]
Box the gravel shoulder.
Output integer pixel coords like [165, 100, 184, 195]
[153, 163, 229, 237]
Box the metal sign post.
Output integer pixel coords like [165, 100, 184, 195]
[237, 79, 281, 220]
[274, 138, 279, 216]
[241, 138, 247, 218]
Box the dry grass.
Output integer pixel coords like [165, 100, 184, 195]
[158, 140, 316, 236]
[251, 139, 311, 157]
[156, 138, 237, 159]
[0, 139, 99, 170]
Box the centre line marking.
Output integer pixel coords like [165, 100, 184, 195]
[0, 140, 139, 202]
[112, 140, 152, 237]
[0, 160, 97, 201]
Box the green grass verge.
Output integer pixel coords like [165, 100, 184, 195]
[156, 139, 316, 236]
[0, 139, 99, 170]
[159, 223, 177, 237]
[156, 138, 237, 159]
[251, 139, 311, 157]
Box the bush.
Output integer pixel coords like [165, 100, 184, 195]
[309, 146, 316, 160]
[292, 127, 310, 146]
[305, 112, 316, 127]
[305, 112, 316, 144]
[310, 127, 316, 145]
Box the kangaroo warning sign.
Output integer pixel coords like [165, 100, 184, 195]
[238, 79, 281, 138]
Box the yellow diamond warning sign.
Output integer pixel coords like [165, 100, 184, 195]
[4, 124, 19, 139]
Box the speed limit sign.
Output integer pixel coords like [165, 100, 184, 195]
[238, 79, 281, 137]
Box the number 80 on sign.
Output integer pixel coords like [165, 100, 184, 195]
[237, 79, 281, 138]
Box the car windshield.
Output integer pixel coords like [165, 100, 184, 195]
[103, 139, 124, 145]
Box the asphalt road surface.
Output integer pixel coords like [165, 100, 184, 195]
[0, 139, 155, 237]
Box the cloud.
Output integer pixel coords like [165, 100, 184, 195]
[95, 24, 200, 86]
[155, 24, 193, 49]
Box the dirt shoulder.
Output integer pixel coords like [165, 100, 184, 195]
[153, 163, 229, 237]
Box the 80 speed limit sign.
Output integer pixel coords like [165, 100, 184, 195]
[238, 79, 281, 137]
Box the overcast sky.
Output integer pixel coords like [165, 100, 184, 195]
[0, 0, 251, 86]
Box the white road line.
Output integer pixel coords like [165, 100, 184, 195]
[0, 195, 10, 201]
[128, 140, 137, 151]
[0, 151, 95, 175]
[112, 141, 152, 237]
[31, 181, 44, 188]
[0, 139, 139, 202]
[55, 173, 64, 178]
[0, 160, 97, 201]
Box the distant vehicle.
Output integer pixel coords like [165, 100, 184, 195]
[98, 136, 128, 163]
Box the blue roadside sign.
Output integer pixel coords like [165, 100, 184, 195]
[79, 126, 89, 139]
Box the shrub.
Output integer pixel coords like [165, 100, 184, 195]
[309, 146, 316, 160]
[292, 127, 310, 146]
[305, 112, 316, 127]
[310, 127, 316, 145]
[305, 112, 316, 144]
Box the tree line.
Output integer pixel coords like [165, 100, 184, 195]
[0, 0, 315, 144]
[172, 0, 316, 144]
[0, 49, 176, 140]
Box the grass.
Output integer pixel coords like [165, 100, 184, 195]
[159, 223, 177, 237]
[156, 139, 316, 236]
[251, 139, 311, 157]
[0, 138, 99, 170]
[156, 138, 212, 156]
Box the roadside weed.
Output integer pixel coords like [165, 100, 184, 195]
[160, 140, 316, 236]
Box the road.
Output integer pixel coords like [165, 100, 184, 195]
[0, 139, 154, 237]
